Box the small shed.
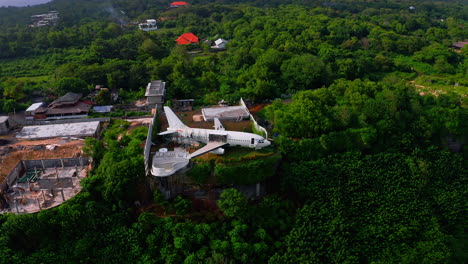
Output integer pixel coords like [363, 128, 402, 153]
[25, 102, 44, 120]
[0, 116, 10, 134]
[212, 38, 229, 49]
[173, 99, 194, 111]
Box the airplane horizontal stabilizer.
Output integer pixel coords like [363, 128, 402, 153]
[158, 131, 177, 136]
[214, 118, 225, 131]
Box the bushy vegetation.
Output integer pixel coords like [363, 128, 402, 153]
[0, 0, 466, 263]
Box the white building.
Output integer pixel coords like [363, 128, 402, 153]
[146, 80, 166, 110]
[25, 102, 44, 120]
[212, 38, 229, 49]
[138, 19, 158, 31]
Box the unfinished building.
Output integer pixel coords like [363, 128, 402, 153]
[0, 157, 90, 214]
[145, 80, 166, 110]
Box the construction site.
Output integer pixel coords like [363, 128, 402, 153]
[0, 119, 99, 214]
[1, 157, 90, 214]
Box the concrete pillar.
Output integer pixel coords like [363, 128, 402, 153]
[75, 165, 78, 177]
[80, 157, 83, 169]
[41, 190, 46, 203]
[37, 198, 41, 210]
[41, 160, 45, 170]
[15, 200, 19, 213]
[55, 167, 59, 179]
[60, 159, 64, 169]
[60, 189, 65, 201]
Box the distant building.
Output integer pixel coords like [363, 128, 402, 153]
[170, 1, 189, 8]
[88, 85, 118, 105]
[33, 92, 91, 120]
[25, 102, 44, 120]
[146, 80, 166, 110]
[138, 19, 158, 31]
[30, 11, 59, 27]
[212, 38, 229, 49]
[176, 33, 199, 45]
[451, 41, 468, 49]
[173, 99, 194, 111]
[0, 116, 10, 134]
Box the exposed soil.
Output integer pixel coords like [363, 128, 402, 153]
[0, 138, 85, 182]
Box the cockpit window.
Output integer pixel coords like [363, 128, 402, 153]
[258, 139, 264, 143]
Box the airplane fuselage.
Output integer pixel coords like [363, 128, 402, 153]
[167, 127, 270, 149]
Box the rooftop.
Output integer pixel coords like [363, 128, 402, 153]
[146, 80, 166, 97]
[35, 102, 91, 115]
[0, 116, 8, 123]
[176, 33, 199, 44]
[16, 121, 100, 139]
[170, 1, 189, 6]
[452, 41, 468, 49]
[26, 102, 44, 112]
[49, 92, 82, 108]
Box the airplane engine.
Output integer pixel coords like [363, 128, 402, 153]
[210, 148, 225, 155]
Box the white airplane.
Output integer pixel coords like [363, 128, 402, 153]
[158, 106, 271, 159]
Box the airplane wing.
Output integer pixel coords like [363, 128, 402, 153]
[188, 141, 229, 159]
[158, 131, 177, 136]
[214, 118, 225, 131]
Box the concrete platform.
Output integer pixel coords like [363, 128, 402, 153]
[16, 121, 100, 139]
[201, 106, 250, 121]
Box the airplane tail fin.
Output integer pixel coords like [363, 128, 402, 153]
[164, 106, 188, 130]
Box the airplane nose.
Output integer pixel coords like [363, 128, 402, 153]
[264, 139, 271, 146]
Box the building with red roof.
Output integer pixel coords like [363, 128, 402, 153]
[176, 33, 199, 45]
[170, 1, 189, 7]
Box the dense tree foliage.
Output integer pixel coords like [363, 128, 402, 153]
[0, 0, 466, 263]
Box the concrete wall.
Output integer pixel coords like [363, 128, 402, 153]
[239, 99, 268, 138]
[2, 157, 91, 189]
[0, 118, 9, 134]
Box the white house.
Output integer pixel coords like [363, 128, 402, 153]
[213, 38, 229, 49]
[138, 19, 158, 31]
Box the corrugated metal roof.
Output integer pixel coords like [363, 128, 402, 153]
[26, 102, 44, 112]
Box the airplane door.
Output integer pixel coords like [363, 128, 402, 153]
[250, 138, 255, 147]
